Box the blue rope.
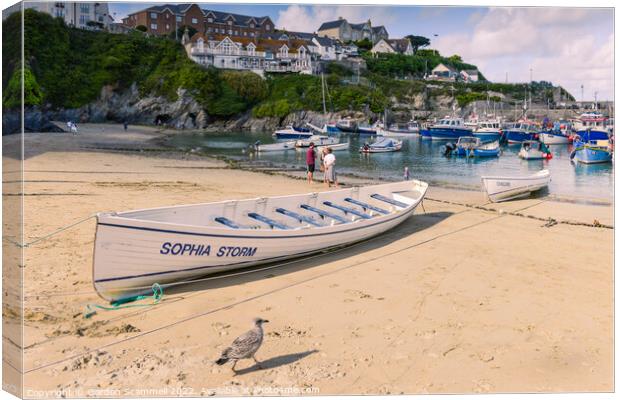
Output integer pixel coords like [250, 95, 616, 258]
[84, 283, 163, 319]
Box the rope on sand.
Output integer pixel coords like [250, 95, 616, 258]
[424, 197, 613, 229]
[14, 214, 97, 249]
[84, 283, 163, 319]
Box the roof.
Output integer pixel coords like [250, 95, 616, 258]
[313, 36, 335, 46]
[387, 39, 411, 53]
[318, 19, 347, 31]
[372, 26, 386, 33]
[129, 4, 272, 27]
[462, 69, 479, 75]
[433, 63, 458, 73]
[350, 22, 370, 30]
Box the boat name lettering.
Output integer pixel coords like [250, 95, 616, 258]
[497, 181, 511, 187]
[159, 242, 258, 257]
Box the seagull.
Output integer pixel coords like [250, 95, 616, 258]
[215, 317, 269, 372]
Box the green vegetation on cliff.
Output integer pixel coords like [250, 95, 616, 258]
[3, 10, 574, 119]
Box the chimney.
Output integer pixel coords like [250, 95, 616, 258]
[338, 16, 343, 20]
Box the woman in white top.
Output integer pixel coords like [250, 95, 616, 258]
[323, 147, 339, 188]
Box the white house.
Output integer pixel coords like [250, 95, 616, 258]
[370, 38, 414, 56]
[185, 33, 313, 74]
[311, 36, 337, 60]
[460, 69, 480, 83]
[429, 63, 459, 81]
[3, 2, 112, 29]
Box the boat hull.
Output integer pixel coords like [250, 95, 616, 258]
[504, 130, 535, 144]
[481, 170, 550, 202]
[274, 132, 314, 139]
[428, 127, 473, 140]
[93, 180, 428, 301]
[539, 132, 570, 145]
[572, 145, 613, 164]
[473, 131, 502, 142]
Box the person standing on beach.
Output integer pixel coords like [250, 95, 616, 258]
[323, 147, 339, 188]
[123, 121, 128, 131]
[306, 142, 316, 184]
[319, 146, 328, 184]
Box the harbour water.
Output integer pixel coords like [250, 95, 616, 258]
[166, 132, 614, 203]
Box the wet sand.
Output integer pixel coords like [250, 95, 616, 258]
[3, 124, 613, 396]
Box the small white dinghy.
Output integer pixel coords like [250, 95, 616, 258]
[481, 169, 550, 203]
[317, 141, 350, 151]
[254, 141, 296, 152]
[93, 180, 428, 301]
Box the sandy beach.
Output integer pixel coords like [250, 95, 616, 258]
[2, 123, 613, 396]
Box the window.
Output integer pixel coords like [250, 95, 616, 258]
[151, 23, 157, 30]
[79, 15, 87, 25]
[228, 20, 232, 25]
[165, 13, 169, 19]
[150, 12, 157, 19]
[55, 8, 64, 17]
[228, 29, 232, 34]
[234, 30, 238, 35]
[247, 44, 255, 55]
[266, 24, 271, 30]
[192, 18, 198, 24]
[207, 27, 212, 33]
[250, 23, 255, 28]
[221, 41, 234, 55]
[250, 32, 255, 37]
[176, 16, 182, 22]
[80, 4, 89, 13]
[207, 17, 213, 23]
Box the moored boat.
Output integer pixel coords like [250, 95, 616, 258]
[360, 138, 403, 153]
[254, 141, 296, 152]
[473, 120, 502, 142]
[318, 141, 350, 151]
[442, 137, 500, 158]
[539, 130, 571, 145]
[273, 125, 313, 139]
[93, 180, 429, 301]
[295, 135, 339, 147]
[518, 140, 552, 160]
[427, 118, 473, 140]
[503, 121, 539, 144]
[481, 169, 550, 202]
[570, 130, 612, 164]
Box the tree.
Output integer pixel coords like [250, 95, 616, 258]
[448, 54, 463, 63]
[355, 38, 373, 51]
[169, 25, 197, 41]
[3, 64, 43, 109]
[135, 25, 147, 32]
[405, 35, 430, 54]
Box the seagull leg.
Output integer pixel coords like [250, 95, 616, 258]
[252, 355, 263, 369]
[231, 360, 238, 374]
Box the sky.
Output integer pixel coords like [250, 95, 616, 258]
[109, 3, 614, 101]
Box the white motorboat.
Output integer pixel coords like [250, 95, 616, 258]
[295, 135, 339, 147]
[254, 141, 296, 152]
[360, 138, 403, 153]
[481, 169, 550, 203]
[93, 180, 429, 301]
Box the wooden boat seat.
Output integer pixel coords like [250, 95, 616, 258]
[371, 194, 409, 208]
[214, 217, 242, 229]
[247, 212, 290, 230]
[323, 201, 372, 219]
[300, 204, 347, 224]
[344, 198, 389, 215]
[276, 208, 323, 227]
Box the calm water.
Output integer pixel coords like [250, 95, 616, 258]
[166, 131, 614, 202]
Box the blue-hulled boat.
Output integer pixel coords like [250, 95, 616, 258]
[427, 118, 473, 140]
[442, 137, 500, 158]
[503, 121, 539, 144]
[273, 125, 313, 139]
[570, 130, 612, 164]
[473, 120, 502, 142]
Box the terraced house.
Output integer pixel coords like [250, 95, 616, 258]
[317, 17, 388, 43]
[184, 32, 313, 74]
[122, 3, 274, 38]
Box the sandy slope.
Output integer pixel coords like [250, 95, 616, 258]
[2, 125, 613, 396]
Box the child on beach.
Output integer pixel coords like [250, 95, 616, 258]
[323, 147, 339, 188]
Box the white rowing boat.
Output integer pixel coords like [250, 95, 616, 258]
[318, 141, 350, 151]
[481, 169, 550, 203]
[254, 141, 296, 152]
[93, 180, 429, 301]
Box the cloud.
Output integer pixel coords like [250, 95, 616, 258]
[433, 7, 614, 100]
[275, 5, 395, 34]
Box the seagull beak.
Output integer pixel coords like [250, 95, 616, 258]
[263, 319, 270, 323]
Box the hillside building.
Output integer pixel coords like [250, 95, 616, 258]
[317, 17, 388, 43]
